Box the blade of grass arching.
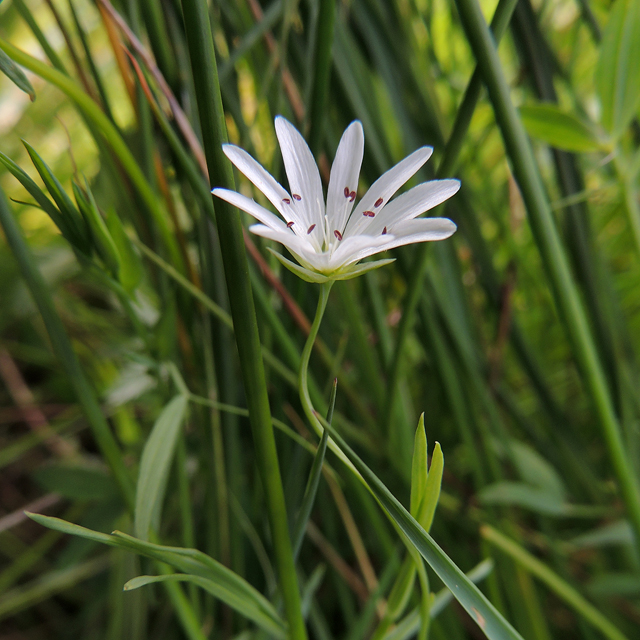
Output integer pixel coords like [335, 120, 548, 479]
[452, 0, 640, 551]
[0, 38, 183, 270]
[124, 574, 286, 639]
[27, 513, 287, 631]
[292, 380, 336, 560]
[481, 525, 629, 640]
[306, 0, 336, 155]
[12, 0, 67, 73]
[68, 0, 114, 121]
[0, 189, 135, 509]
[178, 1, 306, 636]
[316, 420, 525, 640]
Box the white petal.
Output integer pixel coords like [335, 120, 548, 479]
[377, 218, 457, 251]
[345, 146, 433, 237]
[275, 116, 325, 250]
[326, 121, 364, 240]
[212, 188, 288, 232]
[328, 234, 394, 270]
[222, 144, 293, 220]
[366, 179, 460, 235]
[331, 217, 456, 266]
[248, 223, 321, 269]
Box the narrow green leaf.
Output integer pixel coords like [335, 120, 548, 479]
[0, 48, 35, 100]
[123, 574, 286, 638]
[519, 104, 603, 152]
[410, 414, 428, 517]
[595, 0, 640, 139]
[319, 421, 525, 640]
[417, 442, 443, 533]
[22, 141, 90, 250]
[104, 208, 143, 293]
[73, 180, 121, 276]
[384, 560, 495, 640]
[26, 513, 285, 634]
[0, 150, 70, 239]
[135, 395, 188, 540]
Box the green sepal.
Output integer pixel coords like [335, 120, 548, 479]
[73, 179, 121, 277]
[268, 247, 396, 283]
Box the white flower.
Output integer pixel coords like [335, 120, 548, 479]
[212, 117, 460, 282]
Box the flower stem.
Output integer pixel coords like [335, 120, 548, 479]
[299, 282, 334, 436]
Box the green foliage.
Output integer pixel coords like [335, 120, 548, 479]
[1, 0, 639, 638]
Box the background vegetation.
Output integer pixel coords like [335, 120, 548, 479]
[1, 0, 639, 638]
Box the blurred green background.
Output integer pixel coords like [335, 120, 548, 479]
[1, 0, 640, 638]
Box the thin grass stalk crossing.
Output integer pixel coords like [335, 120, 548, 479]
[178, 0, 307, 636]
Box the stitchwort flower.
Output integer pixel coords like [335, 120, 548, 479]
[212, 117, 460, 282]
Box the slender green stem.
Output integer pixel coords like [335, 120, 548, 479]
[453, 0, 640, 549]
[299, 282, 334, 438]
[178, 1, 306, 636]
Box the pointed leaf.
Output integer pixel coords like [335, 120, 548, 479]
[0, 150, 70, 238]
[104, 208, 143, 293]
[73, 180, 121, 276]
[319, 422, 525, 640]
[26, 513, 284, 635]
[135, 395, 188, 540]
[417, 442, 443, 533]
[0, 48, 35, 100]
[124, 574, 286, 638]
[410, 414, 428, 517]
[23, 141, 90, 250]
